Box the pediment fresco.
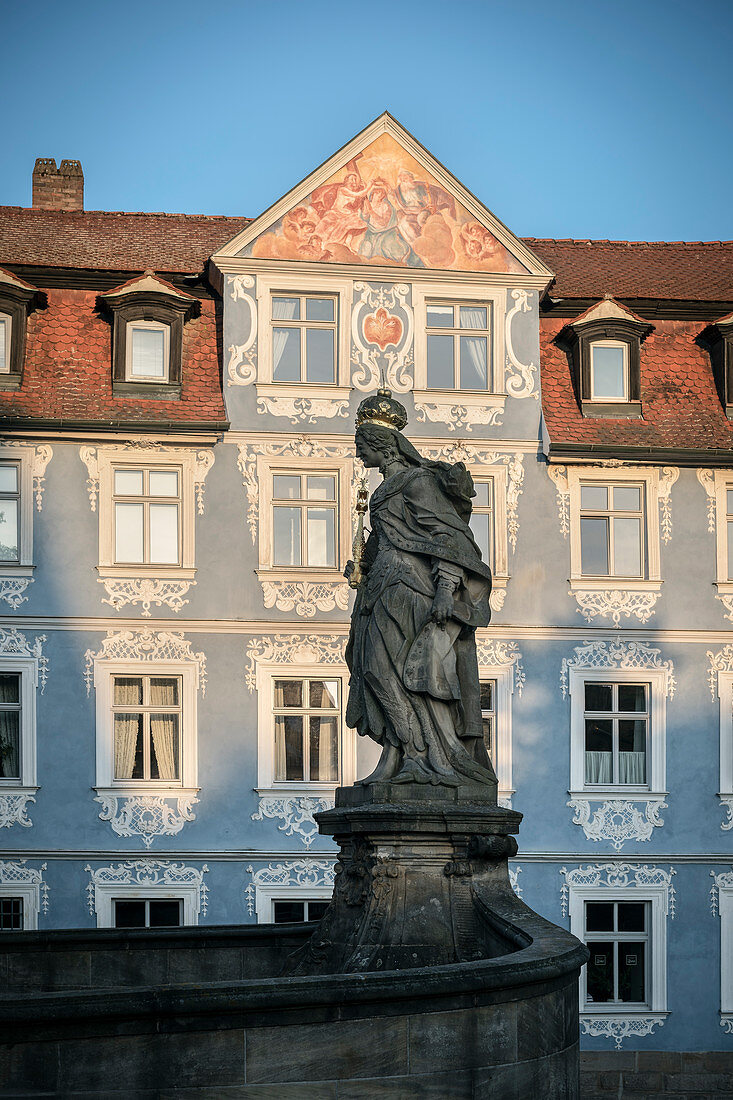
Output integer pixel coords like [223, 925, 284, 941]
[240, 133, 528, 274]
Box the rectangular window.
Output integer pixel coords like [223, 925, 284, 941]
[590, 341, 628, 401]
[426, 302, 491, 391]
[585, 900, 649, 1007]
[470, 479, 494, 568]
[0, 314, 10, 374]
[0, 672, 21, 781]
[580, 482, 645, 578]
[0, 463, 20, 563]
[0, 896, 23, 931]
[113, 898, 183, 928]
[584, 682, 647, 786]
[273, 677, 340, 783]
[727, 487, 733, 582]
[273, 899, 329, 924]
[480, 679, 496, 762]
[272, 295, 336, 384]
[272, 473, 337, 568]
[112, 674, 181, 783]
[113, 466, 181, 566]
[126, 320, 169, 381]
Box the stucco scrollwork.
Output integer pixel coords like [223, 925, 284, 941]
[476, 638, 525, 696]
[245, 634, 347, 692]
[227, 274, 257, 385]
[504, 289, 538, 399]
[567, 798, 667, 850]
[98, 578, 194, 617]
[571, 587, 661, 627]
[351, 282, 414, 393]
[709, 869, 733, 917]
[0, 627, 48, 692]
[548, 465, 570, 537]
[707, 644, 733, 698]
[79, 444, 213, 513]
[561, 640, 675, 700]
[256, 395, 350, 424]
[0, 579, 32, 610]
[414, 399, 504, 432]
[721, 798, 733, 831]
[717, 594, 733, 624]
[261, 578, 350, 618]
[85, 859, 208, 916]
[245, 858, 336, 916]
[30, 445, 53, 511]
[84, 629, 207, 696]
[94, 793, 198, 848]
[0, 859, 49, 908]
[252, 794, 335, 848]
[508, 865, 522, 898]
[0, 793, 35, 829]
[580, 1016, 665, 1050]
[697, 468, 717, 532]
[657, 467, 679, 543]
[560, 863, 676, 919]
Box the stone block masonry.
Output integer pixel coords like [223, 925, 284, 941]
[580, 1051, 733, 1097]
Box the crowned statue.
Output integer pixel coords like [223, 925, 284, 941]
[345, 389, 498, 795]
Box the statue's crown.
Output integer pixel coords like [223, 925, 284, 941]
[355, 388, 408, 432]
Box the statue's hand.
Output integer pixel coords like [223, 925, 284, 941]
[344, 560, 362, 589]
[431, 587, 453, 625]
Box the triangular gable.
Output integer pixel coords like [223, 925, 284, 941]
[213, 114, 552, 278]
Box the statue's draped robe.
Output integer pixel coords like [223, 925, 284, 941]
[346, 465, 496, 785]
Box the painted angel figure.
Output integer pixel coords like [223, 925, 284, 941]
[344, 389, 497, 792]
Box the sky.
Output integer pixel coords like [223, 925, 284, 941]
[3, 0, 733, 242]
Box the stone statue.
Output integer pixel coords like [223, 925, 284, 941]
[344, 389, 497, 793]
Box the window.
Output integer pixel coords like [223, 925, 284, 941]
[113, 466, 181, 567]
[0, 313, 11, 374]
[426, 301, 491, 391]
[113, 898, 182, 929]
[112, 675, 181, 783]
[0, 896, 23, 930]
[713, 872, 733, 1029]
[125, 320, 169, 382]
[584, 900, 649, 1008]
[0, 445, 48, 578]
[470, 480, 494, 568]
[273, 677, 340, 784]
[580, 482, 645, 578]
[0, 658, 39, 798]
[272, 473, 337, 568]
[272, 295, 336, 384]
[583, 683, 647, 787]
[726, 485, 733, 582]
[590, 341, 628, 401]
[0, 270, 39, 384]
[0, 673, 21, 781]
[273, 899, 329, 924]
[480, 679, 496, 763]
[475, 646, 519, 807]
[0, 464, 20, 562]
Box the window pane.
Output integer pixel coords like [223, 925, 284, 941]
[273, 475, 302, 500]
[114, 469, 143, 496]
[618, 684, 646, 712]
[728, 520, 733, 580]
[306, 298, 334, 322]
[0, 465, 17, 493]
[613, 517, 642, 576]
[586, 902, 614, 932]
[469, 512, 492, 566]
[272, 297, 300, 321]
[309, 715, 338, 781]
[482, 716, 493, 755]
[149, 470, 179, 498]
[305, 328, 335, 384]
[0, 712, 20, 779]
[306, 476, 335, 501]
[272, 327, 301, 381]
[274, 680, 302, 708]
[459, 305, 488, 329]
[479, 681, 494, 711]
[619, 720, 646, 784]
[282, 716, 304, 781]
[581, 517, 609, 575]
[0, 318, 6, 373]
[613, 485, 641, 512]
[459, 336, 488, 390]
[585, 683, 612, 711]
[0, 897, 23, 930]
[0, 500, 18, 562]
[115, 503, 144, 563]
[150, 714, 180, 781]
[308, 901, 329, 921]
[114, 713, 143, 780]
[114, 900, 146, 928]
[618, 902, 646, 932]
[585, 720, 612, 783]
[130, 327, 166, 378]
[149, 504, 179, 565]
[307, 508, 335, 567]
[150, 678, 179, 706]
[591, 345, 625, 399]
[727, 489, 733, 516]
[427, 304, 453, 327]
[148, 900, 182, 928]
[427, 334, 454, 388]
[473, 481, 491, 508]
[0, 673, 19, 705]
[309, 680, 338, 709]
[273, 507, 301, 566]
[113, 677, 142, 706]
[581, 484, 608, 510]
[619, 942, 645, 1003]
[274, 901, 305, 923]
[586, 940, 614, 1003]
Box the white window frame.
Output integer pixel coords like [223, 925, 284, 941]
[568, 666, 667, 799]
[255, 661, 355, 794]
[589, 339, 629, 403]
[0, 312, 12, 375]
[92, 884, 199, 928]
[0, 658, 38, 796]
[0, 447, 38, 577]
[719, 879, 733, 1025]
[255, 273, 352, 404]
[124, 319, 170, 383]
[93, 659, 199, 799]
[477, 659, 515, 806]
[711, 472, 733, 601]
[469, 463, 510, 604]
[714, 671, 733, 802]
[256, 886, 333, 924]
[568, 883, 668, 1017]
[0, 885, 39, 930]
[413, 282, 506, 418]
[94, 447, 199, 581]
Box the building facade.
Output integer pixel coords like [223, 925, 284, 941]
[1, 115, 732, 1054]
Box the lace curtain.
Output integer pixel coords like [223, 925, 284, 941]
[114, 677, 141, 780]
[585, 751, 646, 785]
[150, 678, 178, 781]
[272, 298, 299, 378]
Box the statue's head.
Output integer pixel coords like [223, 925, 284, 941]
[355, 389, 413, 469]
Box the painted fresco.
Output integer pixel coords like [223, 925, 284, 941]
[244, 134, 527, 273]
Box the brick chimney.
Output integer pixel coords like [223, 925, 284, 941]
[32, 158, 84, 211]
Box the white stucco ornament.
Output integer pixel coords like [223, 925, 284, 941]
[94, 793, 199, 849]
[567, 797, 667, 850]
[261, 578, 350, 617]
[244, 858, 336, 916]
[251, 794, 335, 848]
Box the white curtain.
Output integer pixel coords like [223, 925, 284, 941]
[272, 299, 298, 377]
[0, 712, 18, 778]
[618, 752, 646, 784]
[114, 716, 139, 779]
[274, 717, 288, 782]
[151, 715, 178, 781]
[316, 716, 338, 782]
[460, 318, 488, 388]
[585, 751, 612, 784]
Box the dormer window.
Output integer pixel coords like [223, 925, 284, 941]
[126, 320, 170, 382]
[701, 312, 733, 419]
[558, 297, 652, 418]
[0, 268, 42, 388]
[0, 314, 11, 374]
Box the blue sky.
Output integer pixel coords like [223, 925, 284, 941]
[3, 0, 732, 241]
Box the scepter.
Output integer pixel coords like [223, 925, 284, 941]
[348, 475, 369, 589]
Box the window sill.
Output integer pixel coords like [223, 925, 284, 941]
[0, 784, 39, 794]
[0, 564, 35, 579]
[569, 789, 667, 800]
[97, 565, 196, 581]
[570, 577, 662, 591]
[256, 383, 351, 399]
[413, 389, 506, 431]
[255, 383, 351, 424]
[113, 381, 181, 401]
[581, 400, 642, 419]
[256, 568, 345, 583]
[95, 785, 200, 799]
[715, 581, 733, 595]
[256, 785, 338, 796]
[581, 1009, 667, 1020]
